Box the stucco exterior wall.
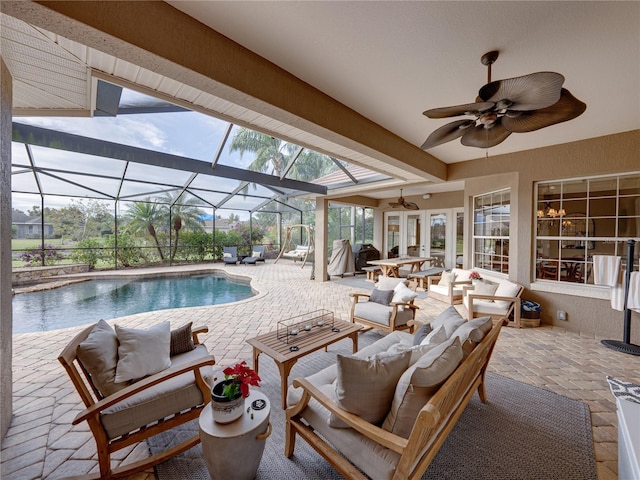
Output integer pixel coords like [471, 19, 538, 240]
[454, 130, 640, 343]
[1, 57, 13, 440]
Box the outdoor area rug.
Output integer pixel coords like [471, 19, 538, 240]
[148, 331, 597, 480]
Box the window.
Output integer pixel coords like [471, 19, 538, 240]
[473, 189, 510, 274]
[535, 173, 640, 284]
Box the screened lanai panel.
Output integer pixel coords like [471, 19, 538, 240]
[11, 142, 29, 165]
[37, 173, 114, 199]
[223, 194, 274, 210]
[123, 162, 194, 186]
[11, 168, 39, 194]
[118, 180, 181, 200]
[186, 188, 234, 208]
[188, 174, 241, 193]
[26, 146, 128, 177]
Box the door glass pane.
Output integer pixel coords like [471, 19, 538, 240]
[387, 215, 400, 258]
[406, 214, 421, 257]
[456, 212, 464, 267]
[430, 213, 446, 267]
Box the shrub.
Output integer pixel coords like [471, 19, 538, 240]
[20, 244, 65, 266]
[71, 238, 102, 269]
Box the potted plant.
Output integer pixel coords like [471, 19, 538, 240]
[469, 271, 482, 284]
[211, 361, 261, 424]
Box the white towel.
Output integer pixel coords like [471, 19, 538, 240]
[611, 271, 640, 313]
[627, 272, 640, 312]
[593, 255, 621, 287]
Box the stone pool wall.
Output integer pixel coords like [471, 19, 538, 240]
[12, 264, 90, 286]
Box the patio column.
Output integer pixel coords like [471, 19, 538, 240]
[0, 57, 13, 440]
[315, 198, 328, 282]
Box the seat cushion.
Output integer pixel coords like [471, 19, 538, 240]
[354, 302, 392, 326]
[429, 284, 464, 298]
[101, 344, 213, 439]
[464, 295, 510, 316]
[382, 337, 463, 438]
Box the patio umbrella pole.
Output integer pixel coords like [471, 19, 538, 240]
[601, 239, 640, 356]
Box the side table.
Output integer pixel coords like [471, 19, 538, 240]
[199, 391, 271, 480]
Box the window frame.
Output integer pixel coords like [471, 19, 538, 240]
[472, 188, 510, 276]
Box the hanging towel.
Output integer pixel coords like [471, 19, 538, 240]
[593, 255, 621, 287]
[627, 272, 640, 312]
[611, 271, 640, 313]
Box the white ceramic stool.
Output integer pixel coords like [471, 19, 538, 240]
[199, 391, 271, 480]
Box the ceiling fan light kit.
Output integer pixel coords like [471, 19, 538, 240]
[421, 51, 586, 150]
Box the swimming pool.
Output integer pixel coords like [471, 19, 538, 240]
[12, 273, 255, 333]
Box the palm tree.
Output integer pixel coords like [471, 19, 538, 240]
[229, 129, 288, 176]
[122, 200, 165, 260]
[159, 192, 205, 260]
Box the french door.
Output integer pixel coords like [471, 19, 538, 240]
[385, 209, 463, 269]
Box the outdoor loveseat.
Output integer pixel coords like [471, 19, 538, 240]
[285, 308, 505, 480]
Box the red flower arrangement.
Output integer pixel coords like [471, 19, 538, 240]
[469, 271, 482, 280]
[222, 361, 261, 399]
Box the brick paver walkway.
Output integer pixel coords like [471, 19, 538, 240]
[2, 261, 639, 479]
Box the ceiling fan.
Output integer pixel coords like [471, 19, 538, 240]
[389, 189, 419, 210]
[421, 51, 586, 150]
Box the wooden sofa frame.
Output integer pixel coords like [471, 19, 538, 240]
[58, 325, 215, 480]
[285, 317, 506, 480]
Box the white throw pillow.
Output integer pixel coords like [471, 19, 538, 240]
[251, 250, 262, 258]
[377, 277, 407, 291]
[419, 324, 448, 346]
[439, 271, 457, 287]
[223, 252, 232, 258]
[114, 322, 171, 383]
[392, 282, 419, 304]
[471, 281, 499, 303]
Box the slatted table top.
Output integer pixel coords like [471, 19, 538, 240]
[246, 318, 361, 363]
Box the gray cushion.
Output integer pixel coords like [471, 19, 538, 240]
[101, 344, 213, 439]
[370, 289, 394, 305]
[412, 323, 433, 345]
[332, 350, 411, 426]
[451, 316, 493, 344]
[77, 320, 129, 397]
[382, 337, 463, 438]
[431, 306, 467, 338]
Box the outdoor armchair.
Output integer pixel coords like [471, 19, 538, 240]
[58, 321, 215, 479]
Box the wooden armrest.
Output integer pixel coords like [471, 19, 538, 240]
[350, 293, 371, 301]
[407, 319, 424, 330]
[73, 355, 216, 425]
[451, 280, 472, 286]
[192, 325, 208, 344]
[427, 275, 442, 285]
[290, 378, 408, 454]
[468, 294, 521, 303]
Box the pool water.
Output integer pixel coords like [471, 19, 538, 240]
[12, 274, 255, 333]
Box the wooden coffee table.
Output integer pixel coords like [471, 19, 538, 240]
[247, 318, 362, 409]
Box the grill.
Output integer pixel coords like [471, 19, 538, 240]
[352, 244, 380, 272]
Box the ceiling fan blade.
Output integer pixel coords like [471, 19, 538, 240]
[403, 201, 419, 210]
[422, 102, 494, 119]
[479, 72, 565, 111]
[502, 88, 587, 133]
[421, 119, 475, 149]
[461, 119, 512, 148]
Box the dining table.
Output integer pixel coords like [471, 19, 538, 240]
[367, 257, 435, 278]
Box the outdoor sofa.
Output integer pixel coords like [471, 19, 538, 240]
[285, 308, 505, 480]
